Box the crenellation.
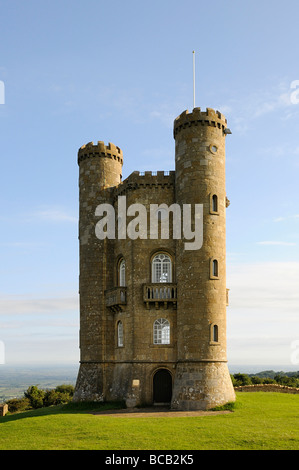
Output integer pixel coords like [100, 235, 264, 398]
[173, 107, 228, 138]
[78, 141, 123, 165]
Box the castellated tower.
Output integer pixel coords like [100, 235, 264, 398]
[74, 142, 123, 401]
[73, 108, 235, 410]
[171, 108, 235, 409]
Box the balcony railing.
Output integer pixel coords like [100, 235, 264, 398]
[105, 286, 127, 312]
[143, 283, 177, 310]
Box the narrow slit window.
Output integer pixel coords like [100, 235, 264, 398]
[119, 259, 126, 286]
[212, 195, 218, 212]
[213, 259, 218, 277]
[213, 324, 218, 342]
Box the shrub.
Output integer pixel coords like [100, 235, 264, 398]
[23, 384, 74, 409]
[55, 384, 74, 396]
[275, 375, 299, 387]
[6, 397, 31, 413]
[24, 385, 45, 409]
[251, 376, 263, 384]
[233, 373, 252, 387]
[43, 389, 73, 407]
[262, 378, 276, 384]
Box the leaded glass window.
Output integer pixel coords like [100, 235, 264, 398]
[152, 254, 172, 283]
[153, 318, 170, 344]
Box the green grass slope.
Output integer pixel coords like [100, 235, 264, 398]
[0, 392, 298, 450]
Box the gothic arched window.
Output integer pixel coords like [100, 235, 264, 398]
[119, 259, 126, 287]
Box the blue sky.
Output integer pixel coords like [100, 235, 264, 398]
[0, 0, 299, 371]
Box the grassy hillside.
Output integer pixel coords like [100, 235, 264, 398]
[0, 392, 298, 450]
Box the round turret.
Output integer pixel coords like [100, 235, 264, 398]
[171, 107, 235, 410]
[74, 140, 123, 401]
[78, 141, 123, 189]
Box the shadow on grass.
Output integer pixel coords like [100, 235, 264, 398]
[1, 399, 240, 423]
[0, 401, 126, 423]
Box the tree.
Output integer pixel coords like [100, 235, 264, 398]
[55, 384, 74, 396]
[24, 385, 45, 409]
[251, 376, 262, 384]
[233, 373, 252, 386]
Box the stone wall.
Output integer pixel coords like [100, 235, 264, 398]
[234, 384, 299, 394]
[0, 404, 8, 416]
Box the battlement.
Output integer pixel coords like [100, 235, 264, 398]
[130, 170, 175, 178]
[115, 170, 175, 197]
[78, 141, 123, 165]
[173, 107, 227, 138]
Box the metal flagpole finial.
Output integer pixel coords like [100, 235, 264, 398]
[192, 50, 196, 109]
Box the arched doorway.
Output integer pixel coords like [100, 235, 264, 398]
[153, 369, 172, 404]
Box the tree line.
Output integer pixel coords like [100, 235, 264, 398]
[231, 372, 299, 388]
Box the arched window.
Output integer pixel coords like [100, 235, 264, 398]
[213, 324, 218, 342]
[117, 321, 124, 347]
[119, 259, 126, 287]
[210, 323, 219, 343]
[212, 195, 218, 213]
[210, 193, 219, 214]
[152, 253, 172, 283]
[213, 259, 218, 277]
[153, 318, 170, 344]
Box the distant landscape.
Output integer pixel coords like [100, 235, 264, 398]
[0, 364, 79, 401]
[0, 363, 298, 401]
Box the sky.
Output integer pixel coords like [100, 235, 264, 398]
[0, 0, 298, 372]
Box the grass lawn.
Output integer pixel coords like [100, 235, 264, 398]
[0, 392, 298, 450]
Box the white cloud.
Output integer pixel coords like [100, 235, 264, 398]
[273, 214, 299, 223]
[227, 261, 299, 312]
[252, 90, 293, 118]
[257, 241, 296, 246]
[0, 294, 78, 315]
[220, 80, 299, 134]
[227, 261, 299, 367]
[32, 208, 77, 223]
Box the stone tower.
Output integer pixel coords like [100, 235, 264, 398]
[171, 108, 235, 409]
[73, 108, 235, 410]
[75, 142, 123, 401]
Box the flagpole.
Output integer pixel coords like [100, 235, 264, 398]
[193, 50, 195, 109]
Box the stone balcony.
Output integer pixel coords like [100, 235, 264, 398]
[105, 286, 127, 312]
[143, 283, 177, 310]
